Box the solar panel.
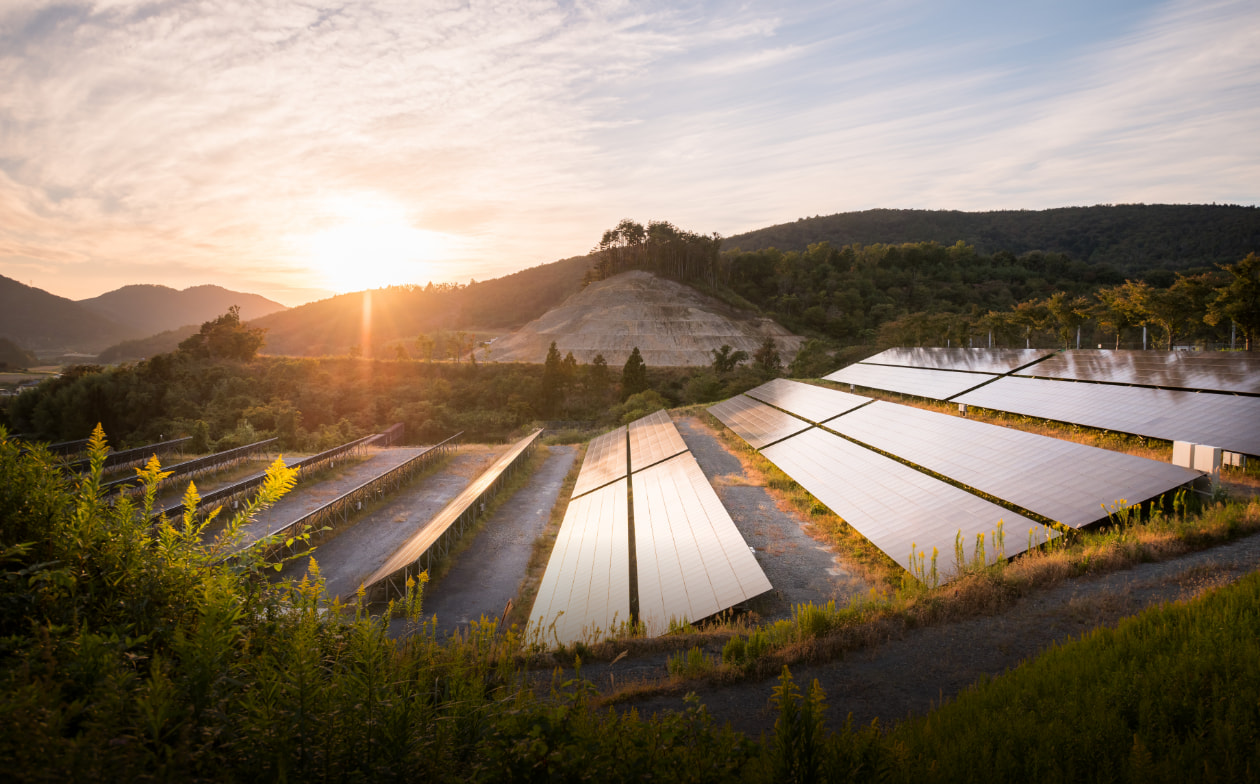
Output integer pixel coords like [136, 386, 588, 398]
[1017, 350, 1260, 394]
[528, 479, 632, 646]
[633, 453, 771, 634]
[826, 401, 1200, 528]
[825, 363, 998, 400]
[707, 395, 812, 449]
[762, 429, 1054, 584]
[571, 425, 628, 499]
[861, 347, 1055, 374]
[628, 409, 689, 472]
[743, 378, 870, 423]
[955, 376, 1260, 457]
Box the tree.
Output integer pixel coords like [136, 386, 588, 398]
[621, 347, 648, 399]
[753, 337, 782, 376]
[1206, 253, 1260, 351]
[1043, 292, 1091, 349]
[539, 341, 564, 415]
[711, 344, 748, 374]
[178, 306, 266, 361]
[415, 333, 436, 363]
[587, 353, 610, 397]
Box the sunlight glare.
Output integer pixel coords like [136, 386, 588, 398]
[299, 195, 458, 292]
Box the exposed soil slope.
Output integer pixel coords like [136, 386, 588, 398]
[489, 271, 803, 366]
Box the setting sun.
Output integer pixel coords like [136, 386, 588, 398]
[296, 195, 458, 292]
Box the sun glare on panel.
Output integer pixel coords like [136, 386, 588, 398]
[299, 197, 457, 293]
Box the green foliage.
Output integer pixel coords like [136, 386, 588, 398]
[710, 344, 748, 374]
[1206, 252, 1260, 350]
[620, 346, 648, 399]
[667, 646, 716, 679]
[178, 306, 266, 361]
[612, 390, 669, 426]
[0, 337, 38, 370]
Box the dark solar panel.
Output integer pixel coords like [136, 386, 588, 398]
[762, 429, 1054, 584]
[862, 347, 1054, 374]
[956, 376, 1260, 456]
[1017, 349, 1260, 394]
[827, 401, 1200, 528]
[743, 377, 869, 423]
[825, 363, 998, 400]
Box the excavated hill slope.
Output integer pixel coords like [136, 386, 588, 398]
[489, 270, 803, 366]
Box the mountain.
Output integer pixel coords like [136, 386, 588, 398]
[96, 324, 201, 364]
[78, 284, 286, 338]
[724, 205, 1260, 274]
[0, 274, 130, 353]
[249, 254, 591, 356]
[489, 270, 803, 366]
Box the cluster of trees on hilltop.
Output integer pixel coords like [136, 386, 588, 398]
[583, 219, 724, 288]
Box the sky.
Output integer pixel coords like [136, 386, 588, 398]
[0, 0, 1257, 307]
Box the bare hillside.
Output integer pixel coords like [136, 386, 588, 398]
[488, 271, 803, 366]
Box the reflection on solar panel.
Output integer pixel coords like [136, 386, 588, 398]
[708, 395, 812, 449]
[862, 347, 1054, 374]
[628, 409, 689, 472]
[528, 479, 632, 645]
[955, 376, 1260, 457]
[762, 429, 1054, 584]
[743, 378, 869, 423]
[825, 363, 998, 400]
[571, 425, 627, 499]
[633, 453, 772, 635]
[1017, 350, 1260, 394]
[827, 401, 1199, 528]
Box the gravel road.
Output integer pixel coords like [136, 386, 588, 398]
[423, 444, 578, 638]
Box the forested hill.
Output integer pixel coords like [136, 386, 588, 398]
[249, 254, 591, 356]
[724, 205, 1260, 274]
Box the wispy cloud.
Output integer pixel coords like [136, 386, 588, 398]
[0, 0, 1255, 304]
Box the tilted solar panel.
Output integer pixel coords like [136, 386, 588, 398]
[744, 377, 870, 423]
[571, 425, 628, 499]
[633, 453, 771, 634]
[826, 401, 1200, 528]
[825, 363, 998, 400]
[861, 347, 1054, 374]
[628, 409, 689, 473]
[955, 376, 1260, 457]
[528, 479, 632, 646]
[762, 429, 1055, 584]
[708, 395, 813, 449]
[1017, 350, 1260, 394]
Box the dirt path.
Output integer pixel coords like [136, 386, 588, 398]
[672, 414, 869, 620]
[280, 446, 503, 601]
[423, 444, 578, 638]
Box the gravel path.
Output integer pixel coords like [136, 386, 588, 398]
[280, 446, 503, 601]
[672, 414, 869, 620]
[423, 444, 578, 638]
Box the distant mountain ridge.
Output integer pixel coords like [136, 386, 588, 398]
[725, 205, 1260, 273]
[0, 274, 130, 353]
[78, 284, 286, 338]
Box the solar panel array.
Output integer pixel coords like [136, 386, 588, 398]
[955, 376, 1260, 457]
[825, 363, 998, 400]
[629, 409, 689, 472]
[826, 401, 1201, 528]
[762, 428, 1055, 582]
[571, 425, 628, 498]
[530, 411, 771, 645]
[1016, 349, 1260, 394]
[634, 453, 773, 635]
[743, 378, 870, 423]
[529, 480, 632, 644]
[708, 395, 812, 449]
[862, 347, 1054, 374]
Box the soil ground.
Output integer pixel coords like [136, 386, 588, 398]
[421, 444, 578, 638]
[279, 445, 504, 601]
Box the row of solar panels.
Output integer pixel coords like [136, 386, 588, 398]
[710, 379, 1200, 584]
[530, 411, 772, 645]
[825, 348, 1260, 457]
